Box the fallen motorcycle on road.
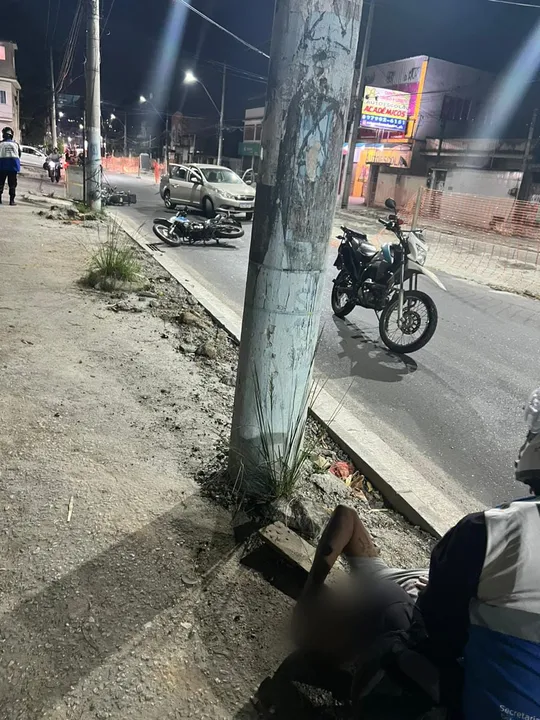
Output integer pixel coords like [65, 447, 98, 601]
[331, 198, 445, 354]
[152, 207, 244, 247]
[101, 184, 136, 207]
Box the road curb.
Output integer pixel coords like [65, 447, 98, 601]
[115, 212, 464, 539]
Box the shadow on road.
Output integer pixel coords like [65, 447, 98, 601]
[332, 316, 417, 383]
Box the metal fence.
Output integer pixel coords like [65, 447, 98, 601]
[394, 188, 540, 249]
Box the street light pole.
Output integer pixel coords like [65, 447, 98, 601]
[124, 111, 128, 157]
[184, 71, 223, 163]
[229, 0, 363, 493]
[341, 0, 374, 209]
[165, 112, 170, 171]
[50, 49, 58, 149]
[217, 65, 226, 165]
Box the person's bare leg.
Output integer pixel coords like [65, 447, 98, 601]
[302, 504, 379, 599]
[293, 505, 379, 659]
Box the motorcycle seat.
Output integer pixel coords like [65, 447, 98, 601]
[353, 239, 377, 257]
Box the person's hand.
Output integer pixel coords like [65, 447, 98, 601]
[414, 576, 428, 591]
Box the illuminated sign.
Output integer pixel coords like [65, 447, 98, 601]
[360, 86, 410, 132]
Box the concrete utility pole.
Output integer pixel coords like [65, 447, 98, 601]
[217, 65, 226, 165]
[50, 49, 58, 149]
[165, 113, 170, 171]
[340, 0, 375, 208]
[229, 0, 363, 494]
[85, 0, 102, 210]
[518, 107, 538, 200]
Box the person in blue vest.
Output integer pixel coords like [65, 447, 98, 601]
[0, 126, 21, 206]
[416, 386, 540, 718]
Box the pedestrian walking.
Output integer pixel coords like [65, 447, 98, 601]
[0, 126, 21, 206]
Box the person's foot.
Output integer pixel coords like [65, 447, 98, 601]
[9, 199, 15, 206]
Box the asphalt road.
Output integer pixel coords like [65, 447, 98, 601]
[105, 171, 540, 511]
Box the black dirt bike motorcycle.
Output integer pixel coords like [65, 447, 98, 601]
[331, 198, 445, 354]
[152, 207, 244, 247]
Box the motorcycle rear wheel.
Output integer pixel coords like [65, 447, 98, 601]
[152, 220, 183, 247]
[331, 271, 356, 318]
[379, 289, 438, 354]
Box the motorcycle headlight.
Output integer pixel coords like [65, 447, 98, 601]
[416, 245, 427, 266]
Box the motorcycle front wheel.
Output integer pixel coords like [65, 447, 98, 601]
[379, 289, 438, 354]
[331, 271, 356, 318]
[215, 223, 244, 240]
[152, 220, 183, 247]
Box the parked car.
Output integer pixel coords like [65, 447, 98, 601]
[160, 164, 256, 220]
[20, 145, 48, 168]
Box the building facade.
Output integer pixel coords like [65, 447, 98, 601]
[0, 41, 20, 140]
[240, 106, 264, 171]
[349, 55, 493, 199]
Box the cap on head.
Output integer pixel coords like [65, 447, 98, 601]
[2, 126, 14, 139]
[516, 387, 540, 489]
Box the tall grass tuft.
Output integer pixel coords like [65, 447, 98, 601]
[248, 349, 320, 501]
[82, 222, 140, 291]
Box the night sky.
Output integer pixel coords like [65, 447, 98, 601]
[2, 0, 539, 140]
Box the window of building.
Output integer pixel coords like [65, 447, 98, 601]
[244, 124, 255, 141]
[255, 123, 262, 141]
[0, 90, 6, 104]
[441, 95, 471, 123]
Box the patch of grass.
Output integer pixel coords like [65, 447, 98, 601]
[82, 223, 141, 291]
[248, 352, 322, 501]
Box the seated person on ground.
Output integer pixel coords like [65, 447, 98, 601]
[294, 387, 540, 719]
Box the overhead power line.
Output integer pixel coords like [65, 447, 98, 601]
[102, 0, 117, 33]
[56, 0, 84, 93]
[488, 0, 540, 6]
[174, 0, 270, 59]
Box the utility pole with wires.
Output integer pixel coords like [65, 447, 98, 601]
[124, 111, 128, 157]
[85, 0, 102, 210]
[164, 113, 170, 171]
[217, 65, 226, 166]
[229, 0, 363, 495]
[50, 49, 58, 149]
[518, 107, 538, 200]
[341, 0, 374, 209]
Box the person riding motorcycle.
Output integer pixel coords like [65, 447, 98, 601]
[45, 147, 62, 181]
[47, 147, 61, 164]
[0, 126, 21, 206]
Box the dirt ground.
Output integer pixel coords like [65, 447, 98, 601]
[0, 186, 431, 720]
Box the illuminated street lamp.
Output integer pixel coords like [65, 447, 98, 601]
[58, 111, 65, 118]
[183, 70, 224, 164]
[139, 95, 147, 104]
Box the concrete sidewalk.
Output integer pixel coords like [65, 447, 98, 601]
[0, 193, 292, 719]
